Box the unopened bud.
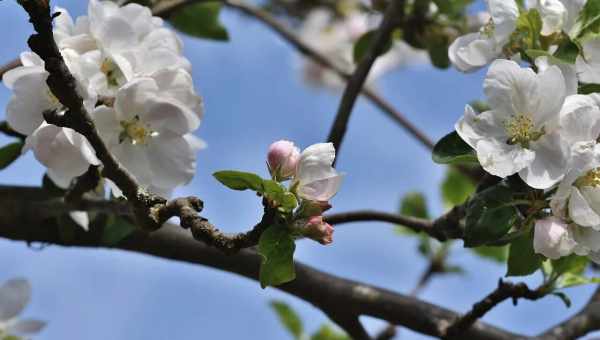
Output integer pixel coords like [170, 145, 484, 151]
[267, 140, 300, 180]
[304, 215, 334, 245]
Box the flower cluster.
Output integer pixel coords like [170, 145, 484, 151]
[297, 5, 428, 89]
[3, 0, 204, 197]
[0, 279, 45, 339]
[451, 0, 600, 263]
[267, 140, 342, 244]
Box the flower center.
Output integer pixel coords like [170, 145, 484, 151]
[480, 18, 495, 38]
[575, 168, 600, 188]
[101, 58, 125, 88]
[119, 116, 157, 145]
[505, 114, 544, 148]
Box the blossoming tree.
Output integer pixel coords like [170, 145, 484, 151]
[6, 0, 600, 339]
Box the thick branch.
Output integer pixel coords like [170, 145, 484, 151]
[539, 286, 600, 340]
[0, 200, 521, 340]
[327, 0, 404, 156]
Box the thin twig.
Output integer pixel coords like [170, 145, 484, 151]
[222, 0, 435, 150]
[327, 0, 405, 158]
[443, 279, 548, 339]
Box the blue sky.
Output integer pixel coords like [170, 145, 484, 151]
[0, 1, 598, 339]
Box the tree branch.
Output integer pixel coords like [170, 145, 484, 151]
[0, 197, 522, 340]
[327, 0, 404, 157]
[17, 0, 279, 254]
[221, 0, 435, 150]
[539, 286, 600, 340]
[443, 279, 548, 339]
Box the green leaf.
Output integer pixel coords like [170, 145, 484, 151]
[553, 38, 580, 64]
[400, 192, 429, 219]
[258, 225, 296, 288]
[311, 325, 350, 340]
[432, 131, 477, 165]
[470, 245, 509, 263]
[571, 0, 600, 39]
[213, 170, 264, 191]
[552, 255, 588, 277]
[431, 0, 472, 18]
[426, 29, 451, 69]
[169, 3, 229, 41]
[0, 142, 23, 170]
[469, 100, 490, 113]
[353, 30, 393, 64]
[516, 9, 543, 49]
[551, 291, 572, 308]
[579, 83, 600, 94]
[262, 180, 298, 212]
[441, 167, 475, 208]
[101, 216, 137, 246]
[270, 301, 303, 339]
[506, 230, 542, 277]
[464, 182, 519, 247]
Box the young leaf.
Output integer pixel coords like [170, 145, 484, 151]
[553, 38, 580, 64]
[169, 3, 229, 41]
[102, 216, 137, 246]
[311, 325, 350, 340]
[464, 183, 518, 247]
[353, 30, 393, 64]
[269, 301, 303, 339]
[441, 167, 475, 207]
[258, 225, 296, 288]
[432, 131, 477, 165]
[213, 170, 264, 191]
[551, 291, 572, 308]
[263, 180, 298, 212]
[470, 245, 509, 263]
[400, 192, 429, 219]
[570, 0, 600, 39]
[506, 230, 542, 277]
[0, 142, 23, 170]
[579, 83, 600, 94]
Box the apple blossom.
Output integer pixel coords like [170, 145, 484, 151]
[448, 0, 519, 72]
[0, 279, 45, 339]
[533, 216, 576, 259]
[91, 70, 204, 196]
[537, 0, 567, 36]
[292, 143, 343, 202]
[23, 123, 100, 189]
[3, 51, 97, 135]
[455, 59, 568, 189]
[303, 215, 334, 245]
[267, 140, 301, 180]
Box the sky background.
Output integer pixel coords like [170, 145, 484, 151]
[0, 1, 598, 339]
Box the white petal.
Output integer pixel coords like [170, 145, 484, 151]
[538, 0, 567, 36]
[0, 279, 30, 321]
[569, 187, 600, 227]
[518, 132, 568, 189]
[475, 139, 534, 178]
[298, 171, 343, 202]
[69, 211, 89, 231]
[299, 143, 336, 167]
[577, 39, 600, 84]
[455, 106, 507, 149]
[533, 65, 566, 127]
[560, 95, 600, 143]
[484, 59, 536, 116]
[487, 0, 519, 41]
[143, 97, 200, 134]
[146, 132, 197, 190]
[448, 33, 496, 72]
[533, 217, 576, 259]
[114, 78, 158, 121]
[572, 225, 600, 252]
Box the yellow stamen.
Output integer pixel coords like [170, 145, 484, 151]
[505, 114, 544, 148]
[576, 168, 600, 188]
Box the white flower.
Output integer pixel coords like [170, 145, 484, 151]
[0, 279, 45, 338]
[292, 143, 343, 202]
[533, 216, 577, 259]
[535, 56, 578, 96]
[3, 51, 97, 135]
[24, 123, 100, 189]
[537, 0, 567, 36]
[448, 0, 519, 72]
[80, 0, 188, 96]
[53, 6, 96, 53]
[92, 69, 204, 196]
[456, 59, 568, 189]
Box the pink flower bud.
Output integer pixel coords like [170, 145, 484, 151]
[267, 140, 300, 180]
[304, 215, 334, 245]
